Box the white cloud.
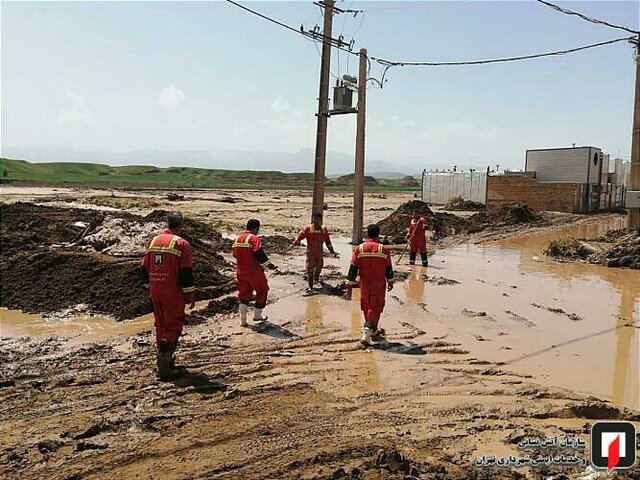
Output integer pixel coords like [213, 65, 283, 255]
[158, 85, 186, 110]
[54, 89, 95, 126]
[271, 96, 291, 114]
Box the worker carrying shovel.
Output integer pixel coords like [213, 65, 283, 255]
[407, 212, 429, 267]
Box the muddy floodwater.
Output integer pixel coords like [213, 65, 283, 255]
[3, 215, 637, 409]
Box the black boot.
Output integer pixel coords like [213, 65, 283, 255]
[409, 252, 416, 265]
[156, 340, 185, 381]
[421, 252, 429, 267]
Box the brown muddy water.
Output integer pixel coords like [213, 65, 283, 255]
[2, 216, 638, 410]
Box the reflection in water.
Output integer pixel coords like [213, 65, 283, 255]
[304, 296, 324, 334]
[348, 295, 380, 395]
[404, 267, 426, 304]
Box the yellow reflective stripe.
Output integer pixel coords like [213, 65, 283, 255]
[358, 253, 387, 259]
[148, 235, 159, 249]
[232, 233, 254, 248]
[148, 246, 182, 257]
[181, 286, 196, 293]
[261, 260, 271, 267]
[358, 245, 364, 254]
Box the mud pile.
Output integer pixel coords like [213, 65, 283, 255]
[601, 230, 640, 269]
[377, 201, 470, 243]
[545, 229, 639, 269]
[467, 203, 540, 232]
[443, 196, 486, 211]
[261, 235, 299, 255]
[0, 203, 235, 319]
[545, 238, 598, 261]
[377, 201, 434, 243]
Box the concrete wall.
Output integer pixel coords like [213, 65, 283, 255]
[487, 175, 579, 213]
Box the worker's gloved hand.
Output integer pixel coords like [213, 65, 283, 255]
[267, 263, 279, 271]
[331, 251, 340, 258]
[387, 281, 395, 292]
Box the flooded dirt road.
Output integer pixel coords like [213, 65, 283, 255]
[1, 191, 639, 479]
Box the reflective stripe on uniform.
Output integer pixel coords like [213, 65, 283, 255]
[232, 233, 254, 249]
[357, 243, 387, 259]
[148, 235, 182, 257]
[181, 286, 196, 293]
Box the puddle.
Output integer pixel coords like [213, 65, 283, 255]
[0, 309, 152, 346]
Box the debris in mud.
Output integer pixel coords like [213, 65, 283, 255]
[505, 310, 536, 328]
[374, 448, 419, 477]
[545, 229, 639, 270]
[166, 193, 184, 201]
[462, 309, 487, 317]
[216, 195, 245, 204]
[443, 196, 486, 211]
[76, 441, 108, 452]
[531, 303, 582, 321]
[0, 204, 235, 319]
[327, 282, 347, 297]
[422, 275, 460, 285]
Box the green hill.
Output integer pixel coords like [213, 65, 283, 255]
[0, 158, 420, 191]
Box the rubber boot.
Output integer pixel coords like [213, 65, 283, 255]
[409, 252, 416, 266]
[421, 252, 429, 267]
[253, 307, 268, 322]
[361, 323, 374, 346]
[239, 303, 248, 326]
[156, 340, 184, 381]
[371, 327, 386, 342]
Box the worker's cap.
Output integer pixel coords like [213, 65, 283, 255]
[167, 211, 184, 229]
[367, 224, 380, 238]
[247, 218, 261, 230]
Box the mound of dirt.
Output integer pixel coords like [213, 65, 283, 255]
[545, 230, 639, 269]
[261, 235, 302, 255]
[443, 196, 486, 211]
[185, 297, 238, 325]
[545, 238, 598, 260]
[377, 201, 434, 243]
[602, 230, 640, 269]
[0, 204, 235, 319]
[468, 203, 540, 231]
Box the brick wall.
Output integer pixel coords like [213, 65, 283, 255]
[487, 175, 579, 213]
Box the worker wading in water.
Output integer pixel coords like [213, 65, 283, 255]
[293, 212, 338, 293]
[141, 212, 196, 380]
[233, 219, 278, 327]
[407, 212, 429, 266]
[346, 224, 395, 346]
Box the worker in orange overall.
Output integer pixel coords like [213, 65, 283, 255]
[233, 219, 278, 327]
[346, 224, 395, 346]
[407, 212, 429, 266]
[293, 212, 338, 293]
[141, 212, 196, 380]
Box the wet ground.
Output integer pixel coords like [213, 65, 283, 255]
[1, 188, 639, 479]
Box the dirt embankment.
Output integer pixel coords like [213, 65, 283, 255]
[546, 229, 640, 269]
[443, 196, 486, 211]
[377, 201, 544, 244]
[0, 203, 235, 319]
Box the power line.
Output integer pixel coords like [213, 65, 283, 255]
[372, 36, 635, 67]
[224, 0, 359, 57]
[535, 0, 639, 35]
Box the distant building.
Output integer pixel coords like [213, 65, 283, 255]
[486, 146, 626, 213]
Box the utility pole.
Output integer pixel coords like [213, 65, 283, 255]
[311, 0, 335, 218]
[351, 48, 367, 244]
[629, 35, 640, 229]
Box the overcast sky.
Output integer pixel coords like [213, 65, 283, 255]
[2, 1, 638, 173]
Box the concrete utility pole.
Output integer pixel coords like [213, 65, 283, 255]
[351, 48, 367, 245]
[311, 0, 335, 218]
[629, 36, 640, 228]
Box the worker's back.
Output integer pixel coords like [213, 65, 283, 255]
[142, 231, 191, 296]
[352, 239, 390, 289]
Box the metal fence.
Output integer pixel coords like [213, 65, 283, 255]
[421, 171, 487, 205]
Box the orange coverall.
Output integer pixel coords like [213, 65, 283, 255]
[232, 231, 271, 308]
[347, 239, 394, 328]
[141, 230, 195, 345]
[407, 217, 429, 265]
[294, 224, 333, 271]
